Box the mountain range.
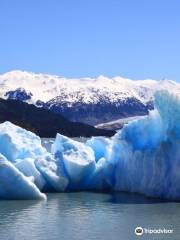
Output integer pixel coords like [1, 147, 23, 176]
[1, 70, 180, 128]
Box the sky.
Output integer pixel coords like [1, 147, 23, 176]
[0, 0, 180, 81]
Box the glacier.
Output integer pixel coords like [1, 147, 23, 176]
[0, 90, 180, 200]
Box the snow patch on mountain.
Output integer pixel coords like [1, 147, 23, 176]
[0, 70, 179, 105]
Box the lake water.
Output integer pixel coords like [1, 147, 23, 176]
[0, 192, 180, 240]
[0, 138, 179, 240]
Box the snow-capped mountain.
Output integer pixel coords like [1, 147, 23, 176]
[0, 70, 180, 125]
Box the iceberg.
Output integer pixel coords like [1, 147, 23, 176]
[52, 134, 96, 189]
[0, 122, 69, 198]
[86, 137, 111, 162]
[0, 90, 179, 200]
[35, 155, 69, 192]
[83, 91, 180, 200]
[0, 121, 46, 162]
[0, 154, 46, 200]
[15, 158, 46, 190]
[86, 157, 114, 190]
[90, 91, 180, 200]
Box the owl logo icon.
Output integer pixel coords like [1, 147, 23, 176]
[135, 227, 143, 236]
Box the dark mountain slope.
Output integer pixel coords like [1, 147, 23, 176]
[0, 99, 115, 138]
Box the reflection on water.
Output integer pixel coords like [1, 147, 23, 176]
[108, 191, 173, 204]
[0, 192, 179, 240]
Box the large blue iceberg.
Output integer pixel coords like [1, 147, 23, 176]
[0, 90, 180, 200]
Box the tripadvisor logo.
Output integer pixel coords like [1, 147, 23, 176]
[135, 227, 143, 236]
[134, 226, 173, 236]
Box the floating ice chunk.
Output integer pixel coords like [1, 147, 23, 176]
[107, 91, 180, 200]
[15, 158, 46, 190]
[52, 134, 96, 187]
[0, 121, 46, 162]
[86, 137, 110, 162]
[0, 154, 46, 200]
[35, 154, 69, 192]
[119, 110, 165, 151]
[86, 157, 114, 190]
[155, 90, 180, 137]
